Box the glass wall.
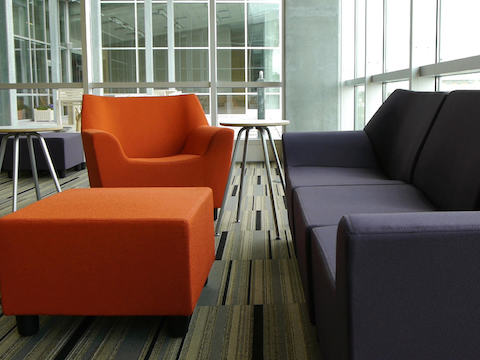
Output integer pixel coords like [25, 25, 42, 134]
[341, 0, 480, 130]
[2, 0, 283, 128]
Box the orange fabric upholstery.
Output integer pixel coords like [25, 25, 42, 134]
[81, 94, 234, 207]
[0, 188, 214, 316]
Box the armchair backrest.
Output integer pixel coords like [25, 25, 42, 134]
[82, 94, 208, 158]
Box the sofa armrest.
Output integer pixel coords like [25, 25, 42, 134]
[182, 125, 233, 156]
[336, 211, 480, 360]
[282, 131, 379, 168]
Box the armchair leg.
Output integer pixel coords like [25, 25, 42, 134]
[16, 315, 39, 336]
[167, 315, 191, 337]
[214, 208, 218, 221]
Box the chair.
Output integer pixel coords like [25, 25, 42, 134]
[81, 94, 234, 208]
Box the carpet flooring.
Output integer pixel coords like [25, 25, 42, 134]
[0, 163, 320, 359]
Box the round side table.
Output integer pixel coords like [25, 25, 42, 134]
[0, 126, 63, 212]
[216, 120, 289, 239]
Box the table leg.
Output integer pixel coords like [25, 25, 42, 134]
[36, 134, 62, 193]
[27, 135, 41, 201]
[215, 127, 247, 236]
[265, 127, 286, 190]
[12, 135, 20, 212]
[258, 127, 280, 239]
[0, 135, 8, 173]
[236, 128, 250, 222]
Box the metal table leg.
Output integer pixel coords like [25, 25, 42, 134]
[236, 128, 250, 222]
[0, 135, 8, 174]
[27, 134, 41, 200]
[258, 127, 280, 239]
[36, 134, 62, 193]
[265, 127, 286, 190]
[12, 135, 20, 212]
[215, 127, 247, 236]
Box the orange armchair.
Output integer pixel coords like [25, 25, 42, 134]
[81, 94, 234, 208]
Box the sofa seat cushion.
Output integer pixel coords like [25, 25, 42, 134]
[293, 184, 435, 325]
[285, 166, 403, 234]
[311, 226, 340, 358]
[286, 166, 402, 189]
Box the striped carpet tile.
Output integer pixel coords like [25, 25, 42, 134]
[0, 163, 320, 359]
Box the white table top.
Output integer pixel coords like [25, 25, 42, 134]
[219, 120, 290, 127]
[0, 125, 64, 133]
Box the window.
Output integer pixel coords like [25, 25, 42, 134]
[2, 0, 283, 129]
[341, 0, 480, 129]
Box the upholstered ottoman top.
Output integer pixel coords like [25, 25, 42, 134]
[0, 188, 214, 316]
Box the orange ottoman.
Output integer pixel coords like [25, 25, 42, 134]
[0, 188, 214, 337]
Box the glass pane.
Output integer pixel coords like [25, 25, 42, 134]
[342, 0, 355, 80]
[247, 3, 279, 47]
[103, 50, 137, 82]
[218, 95, 246, 114]
[15, 39, 31, 83]
[217, 50, 245, 81]
[71, 50, 83, 82]
[354, 85, 365, 129]
[217, 3, 244, 47]
[59, 1, 66, 44]
[412, 0, 436, 66]
[174, 4, 208, 47]
[440, 0, 480, 62]
[138, 50, 145, 82]
[152, 3, 167, 47]
[248, 49, 281, 81]
[175, 49, 209, 81]
[33, 0, 45, 42]
[247, 87, 281, 121]
[438, 73, 480, 91]
[17, 93, 34, 120]
[138, 4, 145, 48]
[33, 44, 48, 83]
[153, 50, 168, 81]
[247, 3, 280, 47]
[355, 0, 365, 77]
[102, 4, 136, 47]
[13, 0, 29, 37]
[384, 80, 409, 99]
[385, 0, 410, 71]
[69, 2, 82, 48]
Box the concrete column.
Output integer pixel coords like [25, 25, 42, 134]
[285, 0, 340, 132]
[0, 0, 17, 125]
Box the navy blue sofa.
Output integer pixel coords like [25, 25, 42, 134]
[283, 90, 480, 359]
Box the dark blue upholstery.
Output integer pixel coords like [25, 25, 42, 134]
[283, 90, 480, 360]
[293, 184, 434, 322]
[365, 89, 447, 182]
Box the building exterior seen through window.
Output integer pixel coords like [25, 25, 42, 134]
[342, 0, 480, 130]
[2, 0, 283, 133]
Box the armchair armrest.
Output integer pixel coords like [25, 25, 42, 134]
[81, 129, 127, 187]
[182, 125, 233, 156]
[336, 211, 480, 360]
[282, 131, 379, 168]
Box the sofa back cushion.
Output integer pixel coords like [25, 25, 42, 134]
[364, 89, 447, 182]
[413, 90, 480, 210]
